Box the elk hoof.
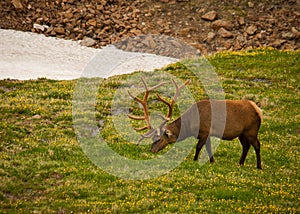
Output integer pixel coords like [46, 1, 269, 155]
[209, 157, 215, 163]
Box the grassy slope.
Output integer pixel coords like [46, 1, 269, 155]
[0, 49, 299, 213]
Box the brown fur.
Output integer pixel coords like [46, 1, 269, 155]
[151, 100, 263, 169]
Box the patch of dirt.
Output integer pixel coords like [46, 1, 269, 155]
[1, 0, 299, 55]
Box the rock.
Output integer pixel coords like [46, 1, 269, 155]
[221, 40, 232, 49]
[32, 114, 41, 119]
[291, 27, 300, 39]
[80, 37, 96, 47]
[130, 28, 142, 35]
[246, 25, 257, 35]
[283, 42, 296, 50]
[282, 32, 295, 39]
[87, 19, 97, 27]
[218, 27, 233, 38]
[216, 46, 227, 52]
[33, 23, 49, 31]
[234, 42, 243, 50]
[143, 36, 156, 49]
[11, 0, 23, 9]
[236, 34, 246, 45]
[255, 31, 263, 39]
[98, 120, 105, 129]
[294, 11, 300, 17]
[238, 17, 245, 25]
[212, 20, 233, 30]
[248, 2, 254, 8]
[207, 32, 216, 42]
[45, 26, 54, 34]
[64, 11, 74, 19]
[270, 39, 286, 48]
[54, 27, 65, 35]
[291, 27, 299, 34]
[49, 29, 57, 36]
[202, 11, 218, 21]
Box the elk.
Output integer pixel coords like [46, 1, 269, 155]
[128, 78, 263, 169]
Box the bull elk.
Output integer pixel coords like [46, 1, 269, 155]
[128, 78, 262, 169]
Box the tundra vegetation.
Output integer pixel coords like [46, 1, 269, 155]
[0, 49, 299, 213]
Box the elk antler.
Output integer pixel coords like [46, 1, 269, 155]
[128, 78, 166, 145]
[157, 79, 190, 121]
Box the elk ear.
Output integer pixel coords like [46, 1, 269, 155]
[165, 129, 173, 138]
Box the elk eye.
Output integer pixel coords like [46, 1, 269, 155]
[165, 130, 173, 138]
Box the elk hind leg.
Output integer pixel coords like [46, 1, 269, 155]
[251, 138, 262, 169]
[205, 137, 215, 163]
[242, 134, 262, 169]
[238, 135, 251, 166]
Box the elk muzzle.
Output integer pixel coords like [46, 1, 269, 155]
[150, 134, 170, 153]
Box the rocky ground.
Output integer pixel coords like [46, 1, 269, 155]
[1, 0, 299, 55]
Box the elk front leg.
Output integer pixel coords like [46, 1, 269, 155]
[194, 136, 209, 161]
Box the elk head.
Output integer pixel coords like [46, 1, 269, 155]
[128, 77, 189, 152]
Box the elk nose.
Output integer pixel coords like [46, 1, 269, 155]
[150, 147, 157, 153]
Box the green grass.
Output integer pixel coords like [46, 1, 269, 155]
[1, 49, 299, 213]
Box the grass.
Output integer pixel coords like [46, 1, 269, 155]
[0, 49, 299, 213]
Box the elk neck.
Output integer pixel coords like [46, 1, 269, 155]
[166, 109, 199, 142]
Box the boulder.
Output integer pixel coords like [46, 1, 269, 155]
[212, 20, 234, 30]
[202, 11, 218, 21]
[11, 0, 23, 9]
[80, 37, 96, 47]
[218, 27, 233, 38]
[54, 27, 65, 35]
[246, 25, 258, 35]
[207, 32, 216, 42]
